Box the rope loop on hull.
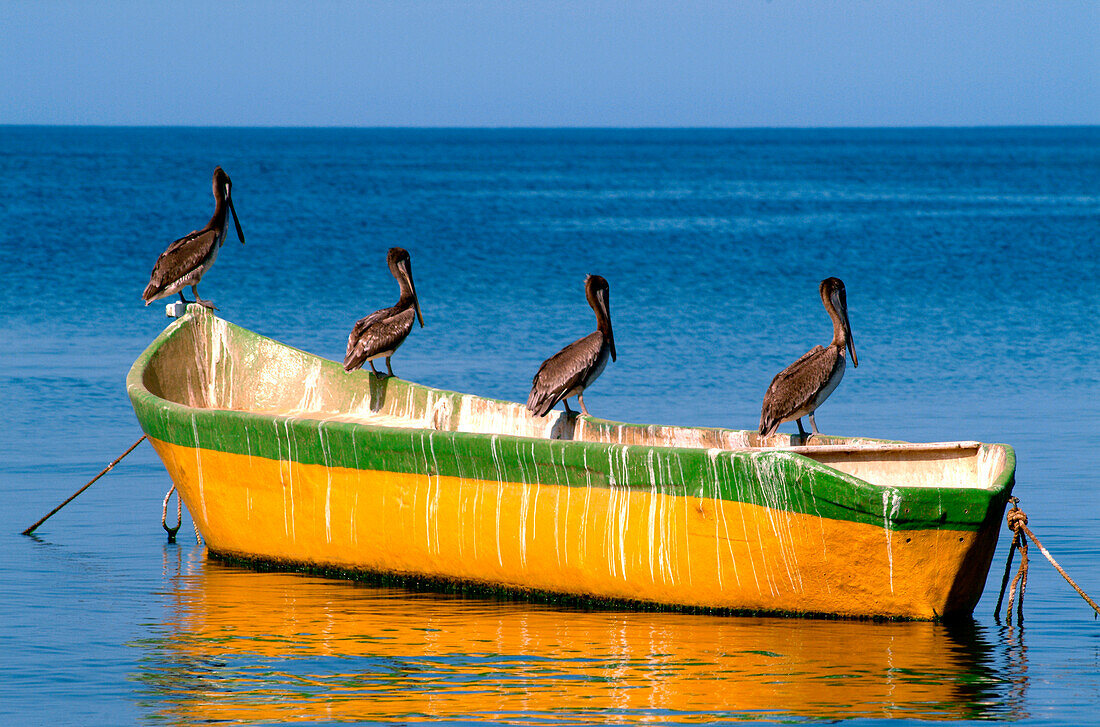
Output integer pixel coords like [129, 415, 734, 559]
[161, 484, 182, 543]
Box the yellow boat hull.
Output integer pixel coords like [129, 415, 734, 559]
[151, 436, 1002, 619]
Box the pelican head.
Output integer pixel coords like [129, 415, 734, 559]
[820, 277, 856, 367]
[388, 247, 424, 327]
[213, 166, 245, 245]
[585, 274, 615, 361]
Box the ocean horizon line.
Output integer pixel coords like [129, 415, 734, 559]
[2, 123, 1097, 132]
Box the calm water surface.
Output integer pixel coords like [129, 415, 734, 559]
[2, 127, 1099, 724]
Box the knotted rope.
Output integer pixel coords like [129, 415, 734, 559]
[995, 496, 1100, 622]
[161, 484, 182, 543]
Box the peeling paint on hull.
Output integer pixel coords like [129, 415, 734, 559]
[128, 307, 1016, 619]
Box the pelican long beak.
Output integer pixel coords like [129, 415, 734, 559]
[840, 300, 857, 367]
[829, 285, 857, 368]
[597, 290, 615, 361]
[405, 264, 424, 327]
[229, 195, 245, 244]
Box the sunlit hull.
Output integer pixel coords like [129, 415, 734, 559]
[128, 308, 1015, 619]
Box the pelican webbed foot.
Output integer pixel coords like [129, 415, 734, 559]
[190, 285, 218, 311]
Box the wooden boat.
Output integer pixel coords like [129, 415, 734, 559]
[127, 307, 1016, 620]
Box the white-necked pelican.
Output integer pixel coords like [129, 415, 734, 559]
[142, 166, 245, 310]
[344, 247, 424, 377]
[526, 274, 616, 417]
[759, 277, 858, 440]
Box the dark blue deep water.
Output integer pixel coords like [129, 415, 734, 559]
[2, 127, 1099, 724]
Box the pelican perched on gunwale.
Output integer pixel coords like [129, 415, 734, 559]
[142, 167, 245, 310]
[526, 274, 616, 418]
[759, 277, 858, 440]
[344, 247, 424, 377]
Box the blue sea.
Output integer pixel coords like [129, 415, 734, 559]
[2, 127, 1099, 724]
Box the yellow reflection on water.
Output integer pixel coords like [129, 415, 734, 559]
[139, 552, 1023, 724]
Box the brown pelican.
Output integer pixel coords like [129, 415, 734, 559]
[344, 247, 424, 377]
[526, 274, 616, 417]
[142, 167, 245, 309]
[759, 277, 858, 440]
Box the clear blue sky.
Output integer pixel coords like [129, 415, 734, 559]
[2, 0, 1096, 127]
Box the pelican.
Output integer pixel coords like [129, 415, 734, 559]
[344, 247, 424, 377]
[142, 166, 245, 309]
[526, 274, 616, 418]
[759, 277, 858, 440]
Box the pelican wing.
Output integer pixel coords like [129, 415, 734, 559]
[343, 306, 415, 371]
[759, 345, 841, 435]
[142, 228, 218, 302]
[526, 331, 603, 416]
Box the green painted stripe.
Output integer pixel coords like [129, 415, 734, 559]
[127, 310, 1015, 533]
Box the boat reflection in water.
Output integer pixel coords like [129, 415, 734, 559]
[138, 554, 1026, 724]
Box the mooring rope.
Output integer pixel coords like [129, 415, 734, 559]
[22, 434, 200, 545]
[161, 484, 182, 542]
[995, 496, 1100, 622]
[22, 435, 148, 535]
